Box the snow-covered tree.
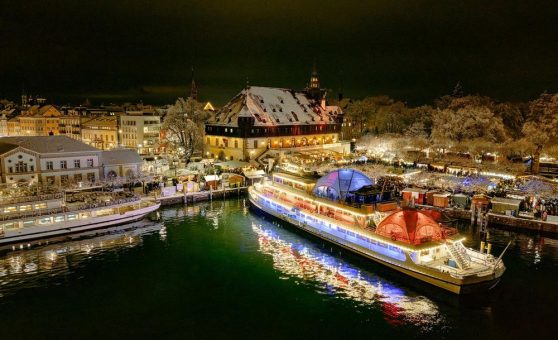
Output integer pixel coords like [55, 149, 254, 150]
[523, 93, 558, 173]
[162, 97, 209, 163]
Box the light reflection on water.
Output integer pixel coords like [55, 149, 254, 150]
[250, 220, 442, 330]
[1, 199, 558, 338]
[0, 222, 163, 297]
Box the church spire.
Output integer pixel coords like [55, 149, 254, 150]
[310, 59, 320, 89]
[306, 60, 324, 101]
[190, 66, 198, 100]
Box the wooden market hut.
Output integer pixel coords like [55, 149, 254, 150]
[491, 197, 522, 216]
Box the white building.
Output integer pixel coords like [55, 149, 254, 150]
[100, 149, 144, 179]
[119, 112, 161, 155]
[0, 136, 101, 185]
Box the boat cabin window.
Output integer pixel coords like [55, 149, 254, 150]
[67, 214, 78, 221]
[1, 222, 19, 231]
[23, 220, 34, 227]
[54, 216, 65, 223]
[34, 203, 47, 210]
[39, 217, 53, 225]
[19, 205, 32, 212]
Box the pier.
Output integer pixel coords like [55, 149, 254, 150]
[155, 187, 248, 206]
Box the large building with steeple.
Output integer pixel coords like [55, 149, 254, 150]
[204, 66, 348, 163]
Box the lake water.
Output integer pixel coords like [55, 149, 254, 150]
[0, 198, 557, 339]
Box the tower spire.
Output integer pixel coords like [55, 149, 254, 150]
[306, 59, 324, 101]
[310, 59, 320, 89]
[190, 66, 198, 100]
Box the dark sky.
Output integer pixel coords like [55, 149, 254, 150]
[1, 0, 557, 106]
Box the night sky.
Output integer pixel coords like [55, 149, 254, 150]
[1, 0, 557, 105]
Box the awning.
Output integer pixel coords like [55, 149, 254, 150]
[204, 175, 220, 182]
[243, 170, 266, 179]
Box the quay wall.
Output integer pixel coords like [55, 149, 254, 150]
[441, 207, 558, 234]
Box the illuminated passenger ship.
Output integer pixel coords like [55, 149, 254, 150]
[248, 169, 506, 294]
[0, 191, 160, 246]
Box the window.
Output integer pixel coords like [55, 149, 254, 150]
[60, 160, 67, 169]
[46, 161, 53, 170]
[15, 161, 28, 173]
[34, 203, 47, 210]
[74, 159, 81, 168]
[74, 173, 82, 182]
[8, 167, 13, 173]
[46, 176, 55, 184]
[253, 140, 257, 148]
[87, 173, 95, 182]
[234, 140, 238, 148]
[61, 175, 69, 184]
[87, 159, 94, 167]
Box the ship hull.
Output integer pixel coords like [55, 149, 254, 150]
[0, 202, 160, 246]
[249, 189, 502, 294]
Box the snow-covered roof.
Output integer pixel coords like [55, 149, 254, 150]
[101, 149, 142, 165]
[209, 86, 342, 127]
[0, 136, 100, 154]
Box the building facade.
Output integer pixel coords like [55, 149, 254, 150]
[18, 105, 62, 136]
[119, 112, 161, 155]
[81, 116, 119, 150]
[100, 149, 144, 179]
[0, 114, 7, 137]
[59, 114, 82, 140]
[205, 85, 346, 162]
[0, 136, 101, 185]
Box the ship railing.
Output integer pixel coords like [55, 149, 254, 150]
[67, 197, 141, 211]
[0, 192, 64, 206]
[0, 207, 66, 221]
[436, 263, 495, 279]
[0, 197, 141, 221]
[463, 247, 497, 266]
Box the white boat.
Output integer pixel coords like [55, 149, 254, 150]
[0, 190, 160, 245]
[248, 169, 507, 294]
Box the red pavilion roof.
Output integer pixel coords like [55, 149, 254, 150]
[375, 209, 445, 245]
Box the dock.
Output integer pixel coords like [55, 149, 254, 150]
[438, 207, 558, 234]
[155, 187, 248, 206]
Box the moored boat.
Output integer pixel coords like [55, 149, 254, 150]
[0, 190, 160, 245]
[248, 169, 507, 294]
